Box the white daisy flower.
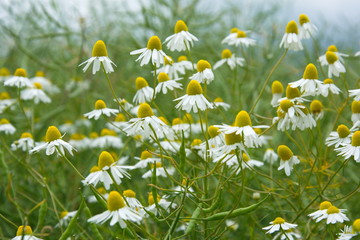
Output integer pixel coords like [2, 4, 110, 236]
[142, 162, 174, 178]
[0, 118, 16, 135]
[279, 20, 303, 51]
[155, 72, 182, 95]
[325, 51, 346, 78]
[88, 191, 142, 228]
[87, 187, 109, 203]
[79, 40, 116, 74]
[4, 68, 32, 88]
[114, 98, 133, 112]
[224, 30, 256, 48]
[164, 20, 198, 52]
[92, 129, 122, 149]
[68, 133, 90, 151]
[213, 97, 230, 111]
[133, 77, 154, 104]
[263, 148, 278, 163]
[58, 121, 76, 135]
[130, 36, 170, 67]
[326, 124, 351, 148]
[289, 63, 324, 96]
[271, 81, 284, 107]
[155, 56, 185, 79]
[337, 219, 360, 240]
[0, 92, 16, 113]
[232, 153, 264, 174]
[211, 132, 247, 164]
[133, 150, 161, 169]
[84, 99, 119, 120]
[123, 189, 144, 210]
[175, 55, 196, 73]
[262, 217, 298, 234]
[321, 78, 341, 97]
[213, 49, 245, 70]
[12, 225, 42, 240]
[0, 67, 11, 82]
[190, 60, 214, 84]
[171, 117, 190, 138]
[273, 229, 302, 240]
[145, 193, 177, 216]
[20, 82, 51, 104]
[352, 101, 360, 124]
[349, 89, 360, 101]
[106, 113, 129, 133]
[225, 220, 239, 231]
[204, 125, 225, 148]
[319, 45, 348, 66]
[221, 27, 239, 45]
[310, 99, 324, 120]
[30, 71, 60, 94]
[316, 205, 349, 224]
[277, 145, 300, 176]
[298, 14, 318, 39]
[55, 210, 77, 227]
[30, 126, 75, 156]
[11, 132, 35, 151]
[308, 201, 333, 222]
[336, 131, 360, 162]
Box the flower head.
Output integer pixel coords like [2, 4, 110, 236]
[280, 20, 303, 51]
[164, 20, 198, 52]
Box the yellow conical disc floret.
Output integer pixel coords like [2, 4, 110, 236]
[21, 132, 33, 139]
[225, 132, 242, 145]
[147, 36, 162, 50]
[337, 124, 350, 138]
[148, 193, 161, 205]
[299, 14, 310, 25]
[310, 100, 323, 114]
[107, 191, 126, 211]
[35, 71, 45, 77]
[230, 27, 239, 33]
[352, 101, 360, 114]
[14, 68, 27, 77]
[98, 187, 107, 194]
[352, 131, 360, 147]
[0, 68, 10, 76]
[242, 153, 250, 162]
[46, 126, 61, 142]
[123, 189, 136, 198]
[0, 92, 11, 99]
[191, 139, 202, 147]
[158, 72, 170, 82]
[183, 113, 194, 123]
[186, 80, 203, 95]
[214, 97, 224, 103]
[327, 45, 338, 52]
[60, 211, 68, 219]
[164, 56, 174, 65]
[115, 113, 126, 122]
[221, 49, 232, 59]
[95, 100, 106, 110]
[326, 51, 338, 64]
[286, 85, 301, 99]
[158, 116, 169, 125]
[90, 166, 100, 173]
[234, 110, 252, 127]
[303, 63, 318, 79]
[172, 118, 182, 125]
[178, 56, 188, 62]
[326, 206, 340, 214]
[272, 81, 284, 94]
[137, 103, 154, 118]
[141, 150, 152, 160]
[196, 60, 211, 72]
[16, 225, 33, 236]
[319, 201, 332, 210]
[0, 118, 10, 124]
[285, 20, 298, 34]
[98, 151, 115, 169]
[353, 219, 360, 232]
[34, 82, 43, 89]
[135, 77, 148, 90]
[272, 217, 285, 225]
[100, 128, 117, 136]
[237, 30, 247, 38]
[92, 40, 108, 57]
[277, 145, 293, 161]
[208, 126, 220, 138]
[174, 20, 188, 33]
[323, 78, 333, 84]
[89, 132, 99, 139]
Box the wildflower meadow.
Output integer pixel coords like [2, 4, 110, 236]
[1, 0, 360, 239]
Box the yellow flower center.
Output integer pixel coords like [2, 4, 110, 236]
[303, 63, 318, 79]
[178, 55, 188, 62]
[158, 72, 170, 82]
[174, 20, 188, 33]
[172, 118, 182, 125]
[191, 139, 202, 147]
[208, 126, 220, 138]
[20, 132, 33, 139]
[214, 97, 224, 103]
[277, 145, 293, 161]
[225, 132, 242, 145]
[286, 85, 301, 99]
[0, 118, 10, 124]
[182, 113, 194, 123]
[272, 217, 285, 225]
[98, 151, 115, 169]
[90, 166, 100, 173]
[107, 191, 126, 211]
[151, 162, 162, 169]
[337, 124, 350, 138]
[299, 14, 310, 25]
[148, 193, 161, 205]
[89, 132, 99, 138]
[319, 201, 332, 210]
[45, 126, 61, 142]
[234, 110, 252, 127]
[186, 80, 203, 95]
[95, 100, 106, 109]
[35, 71, 45, 77]
[353, 219, 360, 232]
[285, 20, 298, 34]
[137, 103, 154, 118]
[0, 68, 10, 76]
[16, 225, 33, 236]
[34, 82, 43, 89]
[141, 150, 153, 160]
[326, 51, 338, 64]
[272, 81, 284, 94]
[14, 68, 27, 77]
[115, 113, 126, 122]
[352, 131, 360, 147]
[254, 128, 262, 134]
[221, 49, 232, 59]
[147, 36, 162, 50]
[323, 78, 333, 84]
[70, 133, 85, 140]
[100, 128, 117, 136]
[352, 101, 360, 114]
[310, 100, 323, 114]
[327, 45, 338, 52]
[158, 116, 169, 125]
[0, 92, 11, 99]
[196, 60, 211, 72]
[326, 206, 340, 214]
[97, 187, 106, 194]
[236, 30, 247, 38]
[92, 40, 108, 57]
[242, 153, 250, 162]
[123, 189, 136, 198]
[60, 211, 69, 219]
[135, 77, 149, 90]
[230, 27, 239, 33]
[164, 56, 174, 65]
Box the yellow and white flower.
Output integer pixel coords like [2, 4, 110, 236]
[164, 20, 198, 52]
[213, 49, 244, 70]
[213, 97, 230, 111]
[223, 30, 256, 48]
[298, 14, 318, 39]
[55, 210, 77, 227]
[145, 193, 177, 216]
[263, 148, 278, 163]
[4, 68, 32, 88]
[308, 201, 333, 222]
[0, 118, 16, 135]
[279, 20, 303, 51]
[84, 99, 119, 120]
[142, 162, 174, 178]
[321, 78, 341, 97]
[336, 131, 360, 162]
[12, 225, 42, 240]
[133, 77, 154, 104]
[21, 83, 51, 104]
[133, 150, 161, 169]
[289, 63, 324, 96]
[326, 124, 351, 148]
[277, 145, 300, 176]
[325, 51, 346, 78]
[11, 132, 35, 152]
[155, 72, 182, 95]
[262, 217, 298, 234]
[319, 45, 348, 66]
[30, 71, 60, 94]
[190, 60, 214, 84]
[271, 81, 284, 107]
[316, 205, 349, 224]
[91, 128, 123, 149]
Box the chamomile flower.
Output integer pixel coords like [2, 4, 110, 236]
[321, 78, 341, 97]
[318, 205, 349, 224]
[88, 191, 142, 228]
[55, 211, 77, 227]
[82, 151, 133, 189]
[155, 72, 182, 95]
[308, 201, 333, 222]
[337, 219, 360, 240]
[79, 40, 116, 74]
[155, 56, 184, 79]
[11, 132, 35, 151]
[30, 71, 60, 94]
[319, 45, 348, 66]
[21, 82, 51, 104]
[326, 50, 346, 78]
[263, 148, 278, 163]
[351, 101, 360, 124]
[133, 150, 161, 169]
[133, 77, 155, 104]
[271, 81, 284, 107]
[30, 126, 75, 156]
[123, 189, 144, 213]
[92, 128, 122, 149]
[87, 187, 109, 203]
[213, 49, 244, 70]
[231, 153, 263, 174]
[164, 20, 198, 52]
[205, 125, 225, 148]
[213, 97, 230, 111]
[175, 55, 195, 73]
[68, 133, 89, 151]
[106, 113, 129, 132]
[84, 99, 119, 120]
[212, 132, 246, 164]
[326, 124, 351, 148]
[142, 162, 174, 178]
[279, 20, 303, 51]
[336, 131, 360, 162]
[0, 92, 16, 113]
[277, 145, 300, 176]
[190, 60, 215, 84]
[115, 98, 133, 112]
[0, 67, 10, 82]
[174, 80, 214, 113]
[0, 118, 16, 135]
[289, 63, 324, 96]
[262, 217, 298, 234]
[12, 225, 42, 240]
[4, 68, 32, 88]
[273, 229, 302, 240]
[298, 14, 318, 39]
[225, 30, 256, 47]
[221, 27, 239, 45]
[130, 36, 170, 67]
[310, 99, 324, 120]
[171, 118, 190, 137]
[145, 193, 177, 216]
